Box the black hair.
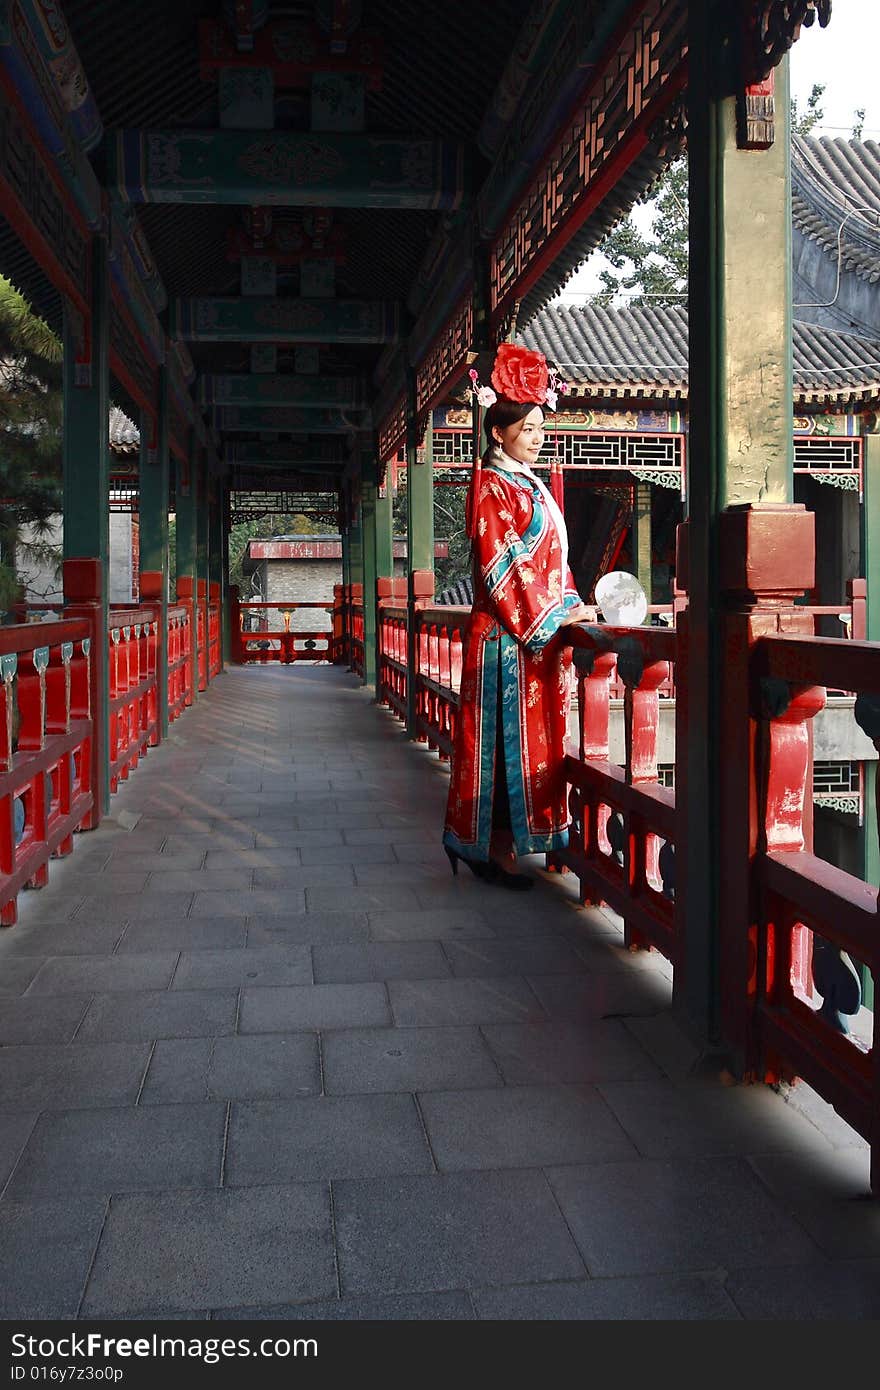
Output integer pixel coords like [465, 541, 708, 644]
[481, 397, 545, 462]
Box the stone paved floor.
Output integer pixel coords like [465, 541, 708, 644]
[1, 664, 879, 1321]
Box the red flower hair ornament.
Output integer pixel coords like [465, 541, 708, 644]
[468, 344, 569, 412]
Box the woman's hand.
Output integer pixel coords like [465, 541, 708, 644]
[560, 603, 595, 626]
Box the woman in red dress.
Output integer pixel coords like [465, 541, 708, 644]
[443, 345, 592, 890]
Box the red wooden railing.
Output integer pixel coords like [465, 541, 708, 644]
[208, 583, 222, 680]
[107, 608, 159, 792]
[167, 604, 193, 722]
[230, 597, 335, 665]
[0, 619, 94, 925]
[350, 588, 365, 680]
[750, 633, 878, 1184]
[374, 590, 878, 1191]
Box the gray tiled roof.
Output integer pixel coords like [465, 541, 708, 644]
[792, 135, 880, 286]
[109, 406, 139, 454]
[524, 302, 880, 405]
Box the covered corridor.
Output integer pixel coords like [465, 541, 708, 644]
[0, 663, 877, 1321]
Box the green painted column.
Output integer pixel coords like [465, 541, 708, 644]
[175, 430, 197, 703]
[221, 482, 232, 665]
[374, 468, 395, 693]
[860, 433, 880, 1007]
[632, 481, 653, 603]
[347, 479, 364, 679]
[137, 372, 170, 736]
[196, 448, 209, 690]
[405, 406, 435, 735]
[62, 233, 110, 814]
[685, 26, 796, 1050]
[361, 459, 380, 690]
[208, 470, 224, 675]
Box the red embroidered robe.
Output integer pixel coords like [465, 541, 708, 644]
[443, 454, 582, 860]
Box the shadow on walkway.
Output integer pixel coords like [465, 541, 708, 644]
[0, 666, 877, 1319]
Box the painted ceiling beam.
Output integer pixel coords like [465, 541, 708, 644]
[199, 374, 366, 408]
[109, 130, 466, 210]
[212, 405, 370, 432]
[224, 441, 345, 465]
[172, 297, 399, 343]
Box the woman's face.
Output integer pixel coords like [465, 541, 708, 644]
[493, 407, 545, 465]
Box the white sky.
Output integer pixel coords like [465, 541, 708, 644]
[555, 0, 880, 302]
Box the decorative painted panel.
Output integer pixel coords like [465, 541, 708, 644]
[489, 0, 688, 324]
[110, 130, 465, 211]
[109, 291, 158, 422]
[171, 297, 399, 344]
[199, 374, 365, 408]
[213, 405, 368, 433]
[414, 292, 474, 417]
[0, 85, 89, 308]
[377, 391, 407, 463]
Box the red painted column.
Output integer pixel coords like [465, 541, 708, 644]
[701, 503, 816, 1073]
[62, 558, 104, 830]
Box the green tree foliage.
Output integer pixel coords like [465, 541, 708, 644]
[595, 158, 688, 307]
[0, 276, 63, 611]
[593, 83, 828, 307]
[791, 81, 826, 134]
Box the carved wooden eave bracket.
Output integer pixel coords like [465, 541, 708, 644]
[736, 1, 832, 149]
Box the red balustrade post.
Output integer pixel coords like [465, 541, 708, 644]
[139, 570, 167, 740]
[175, 576, 198, 706]
[699, 504, 817, 1075]
[197, 579, 208, 692]
[62, 559, 105, 828]
[848, 578, 867, 641]
[406, 568, 434, 738]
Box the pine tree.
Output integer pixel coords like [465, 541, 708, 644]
[0, 276, 63, 612]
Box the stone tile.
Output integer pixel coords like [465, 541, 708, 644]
[420, 1084, 636, 1171]
[84, 871, 152, 894]
[747, 1147, 880, 1259]
[0, 920, 131, 956]
[189, 890, 306, 918]
[525, 971, 673, 1021]
[0, 995, 89, 1044]
[597, 1079, 836, 1160]
[239, 983, 390, 1034]
[172, 946, 312, 990]
[10, 896, 84, 925]
[6, 1103, 226, 1197]
[74, 893, 195, 921]
[0, 1111, 38, 1188]
[297, 844, 398, 866]
[473, 1273, 741, 1320]
[355, 863, 450, 887]
[81, 1186, 335, 1315]
[342, 826, 435, 846]
[312, 942, 451, 984]
[118, 920, 247, 953]
[368, 909, 495, 942]
[388, 977, 544, 1027]
[217, 1291, 475, 1320]
[144, 870, 249, 894]
[0, 1042, 149, 1108]
[246, 913, 369, 946]
[0, 1198, 108, 1318]
[546, 1157, 823, 1276]
[334, 1171, 585, 1295]
[443, 939, 589, 977]
[322, 1026, 502, 1095]
[0, 956, 48, 994]
[165, 834, 258, 855]
[725, 1259, 880, 1319]
[381, 842, 439, 864]
[76, 990, 238, 1042]
[141, 1035, 320, 1104]
[226, 1094, 433, 1184]
[306, 886, 421, 914]
[481, 1020, 662, 1086]
[105, 850, 208, 872]
[251, 865, 357, 888]
[779, 1079, 873, 1150]
[27, 953, 180, 995]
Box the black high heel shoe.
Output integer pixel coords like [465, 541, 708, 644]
[445, 846, 499, 883]
[444, 846, 533, 891]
